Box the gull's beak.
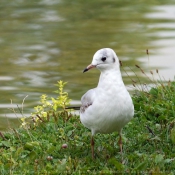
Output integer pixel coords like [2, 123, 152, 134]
[83, 64, 96, 73]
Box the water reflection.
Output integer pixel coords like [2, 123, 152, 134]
[146, 5, 175, 19]
[143, 5, 175, 80]
[0, 0, 175, 130]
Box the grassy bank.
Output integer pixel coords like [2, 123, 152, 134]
[1, 80, 175, 174]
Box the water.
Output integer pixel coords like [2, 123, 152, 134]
[0, 0, 175, 130]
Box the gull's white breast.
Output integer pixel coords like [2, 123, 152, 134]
[80, 72, 134, 135]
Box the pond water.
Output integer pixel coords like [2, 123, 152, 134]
[0, 0, 175, 130]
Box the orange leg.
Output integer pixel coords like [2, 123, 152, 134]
[118, 134, 123, 154]
[118, 133, 123, 163]
[91, 136, 95, 159]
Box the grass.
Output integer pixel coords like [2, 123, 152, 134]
[1, 77, 175, 174]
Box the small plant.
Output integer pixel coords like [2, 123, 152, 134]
[21, 80, 71, 127]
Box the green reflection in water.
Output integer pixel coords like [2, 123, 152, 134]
[54, 0, 174, 97]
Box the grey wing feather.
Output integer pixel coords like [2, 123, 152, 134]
[80, 88, 96, 113]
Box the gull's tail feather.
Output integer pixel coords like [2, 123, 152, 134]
[65, 106, 80, 110]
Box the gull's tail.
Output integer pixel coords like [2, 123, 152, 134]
[65, 106, 80, 110]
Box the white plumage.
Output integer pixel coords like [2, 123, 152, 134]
[80, 48, 134, 159]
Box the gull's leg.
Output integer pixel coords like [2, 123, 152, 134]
[91, 136, 95, 159]
[118, 132, 123, 162]
[118, 134, 122, 154]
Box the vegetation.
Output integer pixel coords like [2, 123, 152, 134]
[1, 78, 175, 174]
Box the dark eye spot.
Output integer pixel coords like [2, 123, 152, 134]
[101, 57, 106, 62]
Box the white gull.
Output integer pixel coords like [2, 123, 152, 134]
[80, 48, 134, 159]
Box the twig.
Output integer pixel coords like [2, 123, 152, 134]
[0, 132, 6, 140]
[22, 95, 28, 116]
[145, 125, 156, 136]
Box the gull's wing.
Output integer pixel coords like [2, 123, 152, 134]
[80, 88, 96, 113]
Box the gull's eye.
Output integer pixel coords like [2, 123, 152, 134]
[101, 57, 106, 62]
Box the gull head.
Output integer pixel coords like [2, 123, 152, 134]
[83, 48, 120, 73]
